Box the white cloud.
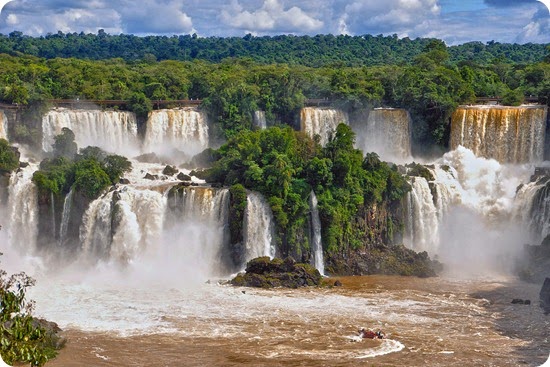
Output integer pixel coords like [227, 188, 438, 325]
[220, 0, 323, 34]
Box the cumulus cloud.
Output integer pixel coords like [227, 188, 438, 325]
[220, 0, 323, 34]
[0, 0, 548, 44]
[340, 0, 440, 37]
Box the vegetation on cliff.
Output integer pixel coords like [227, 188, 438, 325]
[0, 139, 20, 173]
[202, 124, 411, 267]
[32, 129, 132, 199]
[0, 254, 63, 366]
[0, 39, 549, 148]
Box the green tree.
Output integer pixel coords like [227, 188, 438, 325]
[0, 139, 19, 173]
[52, 127, 77, 159]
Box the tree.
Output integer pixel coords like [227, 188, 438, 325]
[0, 139, 20, 173]
[0, 253, 60, 366]
[52, 127, 77, 159]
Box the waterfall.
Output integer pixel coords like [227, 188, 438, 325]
[403, 146, 531, 269]
[58, 187, 74, 247]
[0, 110, 7, 140]
[300, 107, 348, 146]
[143, 108, 209, 158]
[355, 108, 412, 162]
[309, 191, 324, 275]
[254, 111, 267, 129]
[514, 177, 550, 245]
[50, 191, 56, 239]
[4, 163, 39, 254]
[80, 191, 114, 259]
[450, 105, 547, 164]
[243, 192, 276, 262]
[42, 108, 139, 156]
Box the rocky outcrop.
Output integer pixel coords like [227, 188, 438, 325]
[326, 244, 441, 277]
[231, 256, 322, 288]
[541, 278, 550, 315]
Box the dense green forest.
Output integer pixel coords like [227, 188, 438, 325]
[1, 39, 549, 149]
[1, 31, 548, 67]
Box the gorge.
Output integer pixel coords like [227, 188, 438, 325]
[1, 103, 549, 366]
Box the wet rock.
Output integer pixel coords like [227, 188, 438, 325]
[231, 256, 322, 289]
[511, 299, 531, 305]
[177, 172, 191, 181]
[163, 165, 178, 176]
[119, 178, 130, 185]
[19, 161, 29, 168]
[144, 173, 159, 180]
[334, 280, 343, 287]
[540, 278, 550, 314]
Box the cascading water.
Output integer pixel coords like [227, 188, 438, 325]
[404, 146, 532, 273]
[514, 174, 550, 245]
[308, 191, 324, 275]
[0, 110, 8, 140]
[300, 107, 348, 146]
[354, 108, 412, 162]
[142, 108, 209, 158]
[58, 187, 74, 247]
[450, 105, 547, 164]
[2, 162, 39, 255]
[243, 191, 276, 262]
[42, 108, 140, 156]
[254, 111, 267, 129]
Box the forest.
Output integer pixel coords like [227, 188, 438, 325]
[1, 38, 549, 150]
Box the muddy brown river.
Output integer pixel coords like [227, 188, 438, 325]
[35, 275, 549, 367]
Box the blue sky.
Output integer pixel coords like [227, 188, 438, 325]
[0, 0, 548, 45]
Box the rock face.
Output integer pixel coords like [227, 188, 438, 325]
[231, 256, 322, 288]
[541, 278, 550, 315]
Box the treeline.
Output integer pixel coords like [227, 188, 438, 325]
[1, 40, 549, 148]
[1, 31, 548, 67]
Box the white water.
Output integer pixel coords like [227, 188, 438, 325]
[355, 108, 412, 162]
[2, 162, 39, 256]
[309, 191, 324, 275]
[0, 110, 8, 140]
[404, 146, 533, 274]
[300, 107, 348, 146]
[42, 108, 140, 156]
[58, 187, 74, 247]
[254, 110, 267, 129]
[514, 174, 550, 245]
[143, 108, 209, 158]
[243, 191, 276, 262]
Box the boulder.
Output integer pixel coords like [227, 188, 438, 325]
[163, 165, 179, 176]
[540, 278, 550, 314]
[144, 173, 159, 180]
[119, 178, 130, 185]
[231, 256, 322, 289]
[177, 172, 192, 181]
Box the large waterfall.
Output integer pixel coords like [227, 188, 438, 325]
[355, 108, 412, 162]
[309, 191, 324, 275]
[2, 162, 39, 255]
[243, 192, 276, 262]
[0, 110, 7, 140]
[404, 146, 532, 271]
[450, 106, 547, 164]
[300, 107, 348, 146]
[514, 175, 550, 245]
[143, 108, 209, 158]
[42, 108, 140, 156]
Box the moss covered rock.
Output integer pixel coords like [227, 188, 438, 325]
[231, 256, 322, 288]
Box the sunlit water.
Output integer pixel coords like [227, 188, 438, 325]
[27, 273, 549, 367]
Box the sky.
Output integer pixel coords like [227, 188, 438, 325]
[0, 0, 548, 45]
